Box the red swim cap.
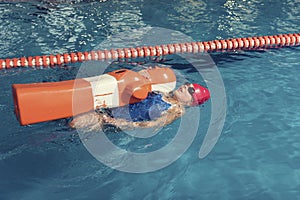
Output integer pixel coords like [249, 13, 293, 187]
[191, 83, 210, 106]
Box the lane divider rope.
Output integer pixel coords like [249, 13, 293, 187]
[1, 33, 299, 69]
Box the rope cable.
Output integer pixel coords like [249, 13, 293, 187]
[1, 33, 299, 70]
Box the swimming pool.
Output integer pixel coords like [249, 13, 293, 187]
[0, 0, 300, 199]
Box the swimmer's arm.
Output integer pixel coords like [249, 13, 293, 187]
[137, 106, 184, 128]
[69, 106, 184, 130]
[110, 106, 184, 129]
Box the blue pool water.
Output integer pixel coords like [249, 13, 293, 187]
[0, 0, 300, 199]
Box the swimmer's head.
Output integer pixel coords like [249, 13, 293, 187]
[190, 83, 210, 106]
[173, 83, 210, 106]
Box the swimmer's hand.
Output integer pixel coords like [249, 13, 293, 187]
[69, 112, 129, 131]
[102, 115, 132, 130]
[138, 66, 158, 81]
[69, 112, 101, 130]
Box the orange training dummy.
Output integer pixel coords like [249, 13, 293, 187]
[12, 67, 176, 126]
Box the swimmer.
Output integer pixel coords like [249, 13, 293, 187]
[70, 68, 210, 131]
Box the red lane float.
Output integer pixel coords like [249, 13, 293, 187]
[1, 33, 299, 69]
[12, 67, 176, 125]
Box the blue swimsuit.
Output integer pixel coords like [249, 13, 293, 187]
[110, 92, 171, 122]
